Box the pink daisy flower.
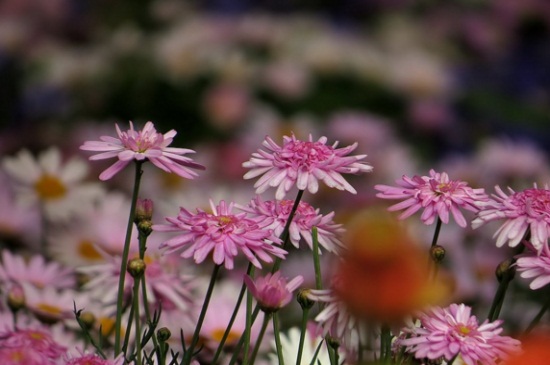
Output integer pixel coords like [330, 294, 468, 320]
[154, 200, 287, 270]
[244, 271, 304, 312]
[0, 250, 75, 290]
[0, 327, 66, 361]
[375, 169, 488, 227]
[399, 303, 520, 365]
[516, 249, 550, 289]
[80, 121, 205, 181]
[472, 184, 550, 254]
[238, 196, 345, 253]
[243, 134, 372, 199]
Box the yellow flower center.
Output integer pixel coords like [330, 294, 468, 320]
[29, 331, 46, 340]
[211, 328, 240, 344]
[458, 325, 471, 336]
[34, 174, 66, 200]
[36, 303, 63, 316]
[77, 240, 103, 260]
[9, 349, 25, 362]
[99, 316, 125, 338]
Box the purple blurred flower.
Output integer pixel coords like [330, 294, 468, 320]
[80, 121, 204, 181]
[399, 303, 520, 365]
[243, 134, 372, 199]
[154, 200, 287, 270]
[375, 169, 488, 227]
[244, 271, 303, 312]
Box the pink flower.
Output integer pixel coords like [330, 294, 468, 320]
[244, 271, 304, 312]
[472, 185, 550, 255]
[80, 121, 205, 181]
[0, 327, 66, 361]
[243, 134, 372, 199]
[64, 353, 125, 365]
[238, 196, 345, 253]
[154, 200, 287, 270]
[375, 169, 488, 227]
[516, 249, 550, 289]
[399, 303, 520, 365]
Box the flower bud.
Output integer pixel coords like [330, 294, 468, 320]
[430, 245, 446, 263]
[496, 258, 516, 282]
[135, 198, 154, 223]
[297, 289, 315, 310]
[7, 284, 25, 312]
[127, 258, 146, 278]
[157, 327, 171, 342]
[79, 311, 96, 329]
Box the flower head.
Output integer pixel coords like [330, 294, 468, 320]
[516, 249, 550, 289]
[472, 184, 550, 254]
[80, 121, 205, 180]
[64, 353, 125, 365]
[239, 196, 345, 253]
[2, 148, 103, 221]
[243, 134, 372, 199]
[154, 200, 287, 269]
[244, 271, 304, 312]
[375, 169, 488, 227]
[0, 327, 66, 361]
[399, 303, 520, 365]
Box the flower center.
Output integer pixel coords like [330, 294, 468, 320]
[211, 328, 240, 344]
[34, 174, 66, 200]
[515, 188, 550, 218]
[279, 141, 333, 168]
[77, 240, 103, 260]
[8, 349, 25, 362]
[36, 303, 63, 316]
[29, 331, 46, 340]
[456, 325, 472, 336]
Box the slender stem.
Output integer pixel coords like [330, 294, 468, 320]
[296, 306, 311, 365]
[141, 275, 163, 365]
[430, 218, 442, 248]
[249, 313, 272, 365]
[380, 324, 392, 363]
[312, 227, 323, 290]
[211, 263, 255, 364]
[525, 291, 550, 334]
[183, 264, 221, 365]
[242, 265, 256, 365]
[273, 312, 285, 365]
[228, 306, 261, 365]
[272, 189, 304, 272]
[114, 161, 144, 355]
[133, 277, 143, 365]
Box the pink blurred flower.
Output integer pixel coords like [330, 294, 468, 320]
[400, 303, 520, 365]
[0, 347, 52, 365]
[472, 184, 550, 254]
[0, 250, 75, 290]
[516, 249, 550, 289]
[243, 134, 372, 199]
[80, 121, 205, 181]
[64, 353, 125, 365]
[239, 196, 345, 253]
[154, 200, 287, 270]
[244, 271, 303, 312]
[375, 169, 488, 227]
[0, 327, 66, 361]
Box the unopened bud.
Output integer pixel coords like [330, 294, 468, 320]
[137, 220, 153, 236]
[296, 289, 315, 310]
[496, 258, 516, 282]
[157, 327, 171, 342]
[127, 258, 146, 278]
[135, 198, 154, 223]
[7, 284, 25, 312]
[430, 245, 446, 263]
[79, 311, 96, 329]
[326, 336, 340, 350]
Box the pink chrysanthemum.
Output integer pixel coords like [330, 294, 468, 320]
[472, 184, 550, 255]
[400, 303, 520, 365]
[243, 134, 372, 199]
[375, 169, 488, 227]
[0, 250, 75, 290]
[154, 200, 287, 270]
[516, 249, 550, 289]
[0, 327, 67, 360]
[64, 353, 125, 365]
[80, 121, 205, 181]
[244, 271, 304, 312]
[239, 196, 345, 253]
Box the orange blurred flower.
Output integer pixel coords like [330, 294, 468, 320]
[502, 331, 550, 365]
[334, 207, 452, 324]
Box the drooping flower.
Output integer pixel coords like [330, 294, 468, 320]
[399, 303, 520, 365]
[0, 250, 75, 290]
[375, 169, 488, 227]
[80, 121, 205, 181]
[2, 147, 104, 221]
[472, 184, 550, 255]
[154, 200, 287, 270]
[239, 196, 345, 253]
[244, 271, 304, 312]
[515, 249, 550, 289]
[243, 134, 372, 199]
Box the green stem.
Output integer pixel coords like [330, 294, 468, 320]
[273, 312, 285, 365]
[211, 263, 254, 364]
[114, 161, 144, 355]
[525, 291, 550, 334]
[183, 264, 221, 365]
[430, 218, 442, 248]
[242, 265, 256, 365]
[296, 306, 310, 365]
[249, 312, 272, 365]
[140, 274, 163, 365]
[228, 306, 261, 365]
[133, 276, 143, 365]
[312, 227, 323, 291]
[272, 189, 304, 272]
[380, 324, 392, 363]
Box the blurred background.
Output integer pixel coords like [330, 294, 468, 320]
[2, 0, 550, 161]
